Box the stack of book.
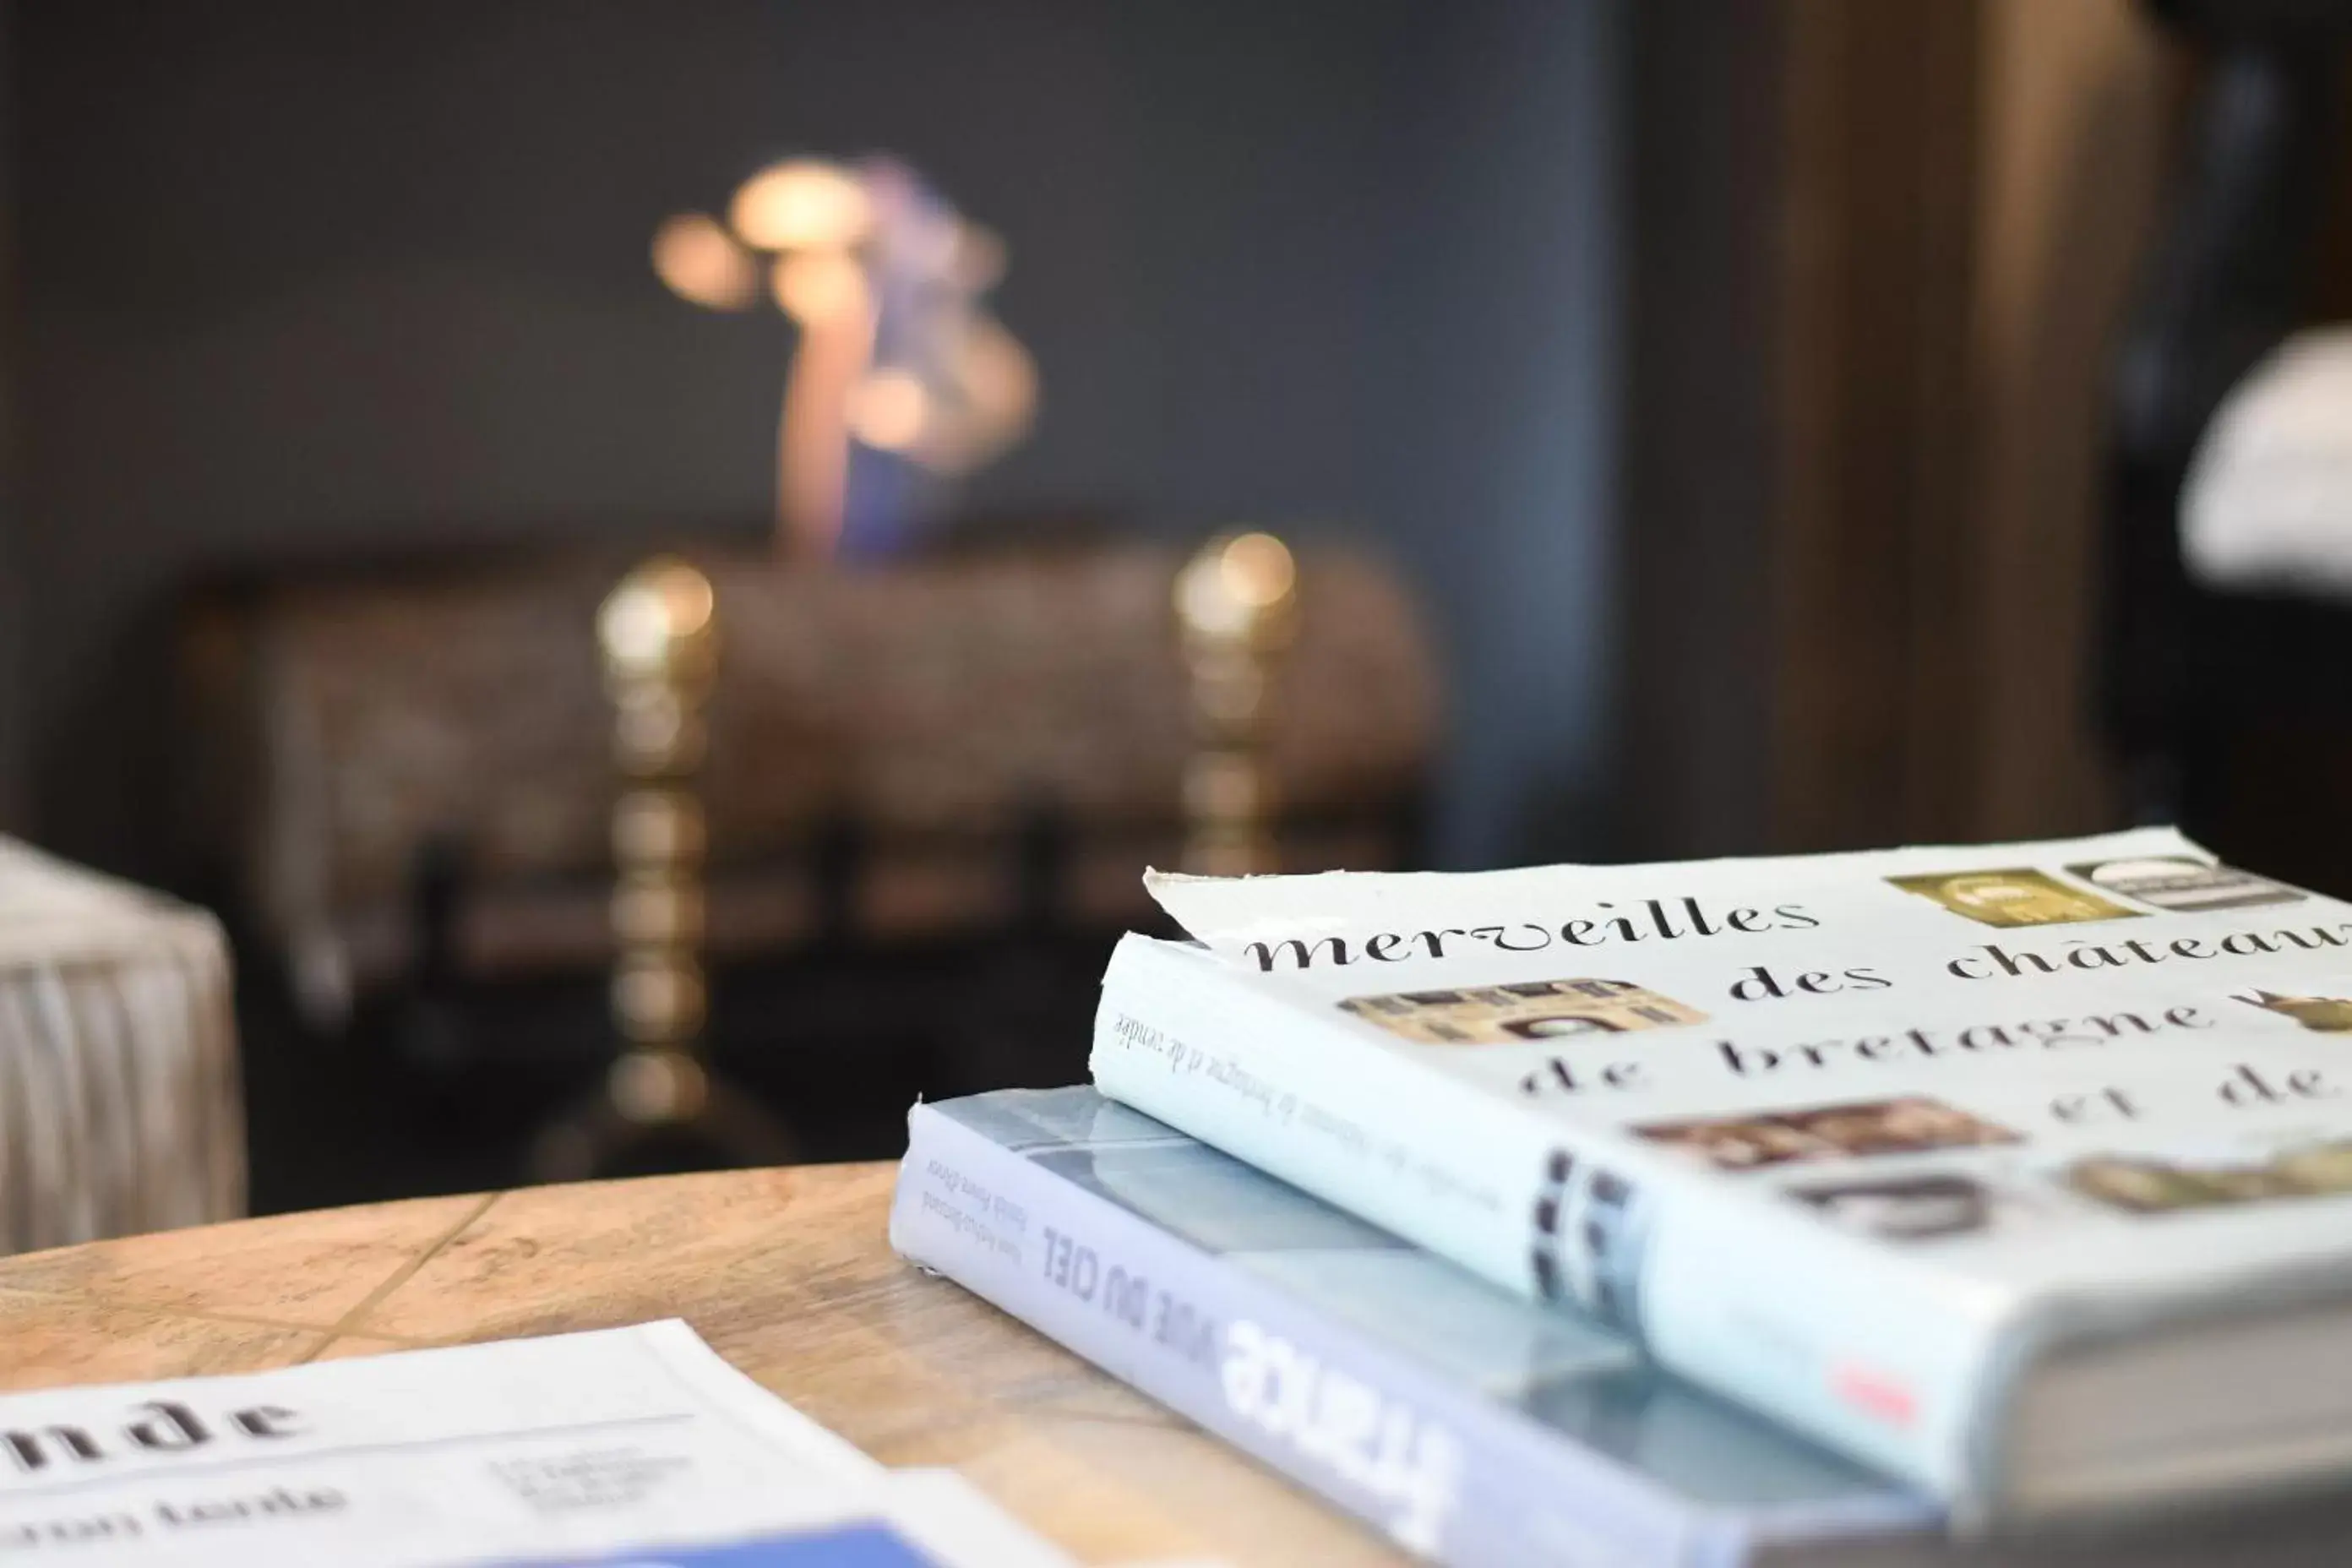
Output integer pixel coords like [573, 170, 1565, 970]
[890, 828, 2352, 1564]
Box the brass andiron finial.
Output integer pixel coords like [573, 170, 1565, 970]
[530, 558, 792, 1182]
[1174, 532, 1298, 876]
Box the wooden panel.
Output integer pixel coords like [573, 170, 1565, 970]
[1626, 0, 2172, 857]
[1771, 0, 1984, 852]
[1968, 0, 2179, 839]
[1626, 0, 1984, 855]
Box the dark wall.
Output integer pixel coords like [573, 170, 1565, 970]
[13, 0, 1621, 872]
[1618, 0, 1783, 863]
[0, 3, 20, 834]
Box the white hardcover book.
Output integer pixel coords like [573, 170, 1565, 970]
[1089, 827, 2352, 1528]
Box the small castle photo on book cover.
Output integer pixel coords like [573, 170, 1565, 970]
[1788, 1173, 1995, 1243]
[2069, 855, 2306, 914]
[1338, 978, 1707, 1044]
[1634, 1097, 2023, 1172]
[2065, 1139, 2352, 1215]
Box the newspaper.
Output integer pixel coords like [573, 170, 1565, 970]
[0, 1321, 1074, 1567]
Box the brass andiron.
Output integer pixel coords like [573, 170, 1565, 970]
[530, 558, 794, 1182]
[1174, 532, 1298, 876]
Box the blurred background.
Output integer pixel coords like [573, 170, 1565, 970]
[3, 0, 2351, 1226]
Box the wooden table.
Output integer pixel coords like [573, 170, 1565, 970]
[0, 1163, 1404, 1567]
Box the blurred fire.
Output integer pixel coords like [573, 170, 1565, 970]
[656, 156, 1036, 561]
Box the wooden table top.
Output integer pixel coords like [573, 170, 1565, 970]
[0, 1162, 1404, 1567]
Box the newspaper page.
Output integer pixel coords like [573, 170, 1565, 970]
[0, 1321, 1073, 1567]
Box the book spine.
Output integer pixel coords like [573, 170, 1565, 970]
[1088, 938, 2004, 1509]
[890, 1102, 1710, 1568]
[1088, 936, 1565, 1308]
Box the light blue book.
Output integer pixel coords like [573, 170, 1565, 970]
[891, 1088, 2352, 1567]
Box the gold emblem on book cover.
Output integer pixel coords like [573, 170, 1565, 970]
[1886, 868, 2140, 928]
[1338, 978, 1706, 1044]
